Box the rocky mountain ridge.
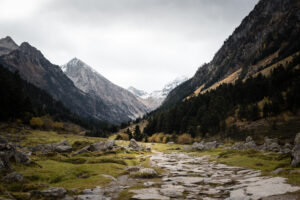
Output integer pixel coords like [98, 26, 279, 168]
[0, 36, 18, 56]
[61, 58, 149, 120]
[0, 37, 133, 124]
[163, 0, 300, 108]
[128, 76, 188, 111]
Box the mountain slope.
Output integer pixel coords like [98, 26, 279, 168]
[128, 76, 188, 111]
[144, 0, 300, 140]
[61, 58, 148, 119]
[0, 39, 129, 124]
[163, 0, 300, 108]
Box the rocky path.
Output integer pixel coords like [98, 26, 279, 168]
[129, 152, 300, 200]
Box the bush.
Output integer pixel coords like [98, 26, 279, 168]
[177, 133, 193, 144]
[53, 121, 64, 130]
[42, 116, 53, 129]
[148, 133, 167, 143]
[29, 117, 43, 128]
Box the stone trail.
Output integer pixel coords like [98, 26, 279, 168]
[129, 152, 300, 200]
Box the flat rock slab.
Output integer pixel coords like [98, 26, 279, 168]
[130, 188, 170, 200]
[129, 152, 300, 200]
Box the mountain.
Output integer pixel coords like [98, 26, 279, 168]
[61, 58, 148, 120]
[127, 87, 148, 99]
[144, 0, 300, 140]
[128, 76, 188, 111]
[163, 0, 300, 108]
[0, 36, 18, 56]
[0, 38, 130, 124]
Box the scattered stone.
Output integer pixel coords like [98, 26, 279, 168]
[260, 137, 280, 152]
[128, 139, 143, 151]
[167, 142, 174, 144]
[2, 172, 24, 182]
[192, 141, 218, 151]
[0, 143, 30, 171]
[291, 133, 300, 167]
[54, 140, 72, 153]
[280, 143, 292, 154]
[89, 140, 115, 152]
[40, 187, 67, 198]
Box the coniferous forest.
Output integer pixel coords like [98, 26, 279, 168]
[0, 64, 116, 136]
[144, 54, 300, 139]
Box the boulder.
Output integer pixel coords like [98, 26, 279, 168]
[291, 133, 300, 167]
[279, 143, 293, 154]
[245, 136, 253, 143]
[14, 150, 31, 164]
[128, 139, 143, 151]
[40, 187, 67, 198]
[89, 140, 115, 152]
[203, 141, 218, 150]
[192, 141, 205, 150]
[232, 142, 244, 150]
[192, 141, 218, 151]
[55, 145, 72, 153]
[0, 143, 30, 171]
[244, 141, 257, 150]
[29, 140, 72, 154]
[54, 140, 72, 153]
[260, 137, 280, 152]
[2, 172, 24, 182]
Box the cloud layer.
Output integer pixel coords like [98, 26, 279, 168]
[0, 0, 258, 92]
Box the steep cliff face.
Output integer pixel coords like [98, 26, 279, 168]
[0, 39, 130, 124]
[163, 0, 300, 108]
[61, 58, 148, 120]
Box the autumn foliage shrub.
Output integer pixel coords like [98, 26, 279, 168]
[29, 117, 44, 128]
[177, 133, 193, 144]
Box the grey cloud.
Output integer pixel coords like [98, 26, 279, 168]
[0, 0, 259, 92]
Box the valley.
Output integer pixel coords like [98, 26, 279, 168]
[0, 0, 300, 199]
[0, 126, 300, 199]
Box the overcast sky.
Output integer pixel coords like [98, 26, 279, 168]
[0, 0, 258, 93]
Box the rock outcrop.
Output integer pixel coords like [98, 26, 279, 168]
[88, 140, 115, 152]
[0, 142, 30, 171]
[291, 133, 300, 167]
[128, 139, 144, 151]
[29, 140, 72, 154]
[232, 136, 257, 150]
[192, 141, 218, 151]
